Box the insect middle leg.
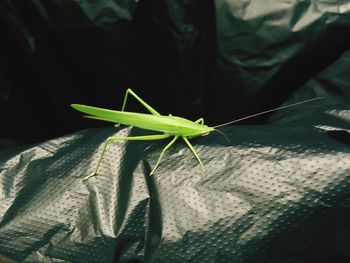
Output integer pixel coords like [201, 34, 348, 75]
[150, 136, 179, 175]
[83, 134, 170, 181]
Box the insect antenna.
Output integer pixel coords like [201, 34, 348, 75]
[213, 97, 325, 129]
[213, 129, 231, 143]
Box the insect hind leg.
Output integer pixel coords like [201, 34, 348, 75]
[121, 88, 161, 116]
[114, 88, 162, 127]
[150, 136, 179, 175]
[83, 134, 170, 181]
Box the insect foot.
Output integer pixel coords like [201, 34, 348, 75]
[82, 173, 97, 181]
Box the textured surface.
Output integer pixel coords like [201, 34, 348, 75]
[0, 104, 350, 262]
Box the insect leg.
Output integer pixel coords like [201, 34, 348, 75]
[195, 118, 204, 124]
[121, 88, 161, 116]
[182, 136, 205, 173]
[150, 136, 179, 175]
[114, 88, 162, 127]
[83, 134, 171, 181]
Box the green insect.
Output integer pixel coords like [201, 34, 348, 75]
[71, 88, 323, 180]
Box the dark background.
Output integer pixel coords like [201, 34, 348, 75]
[1, 0, 348, 143]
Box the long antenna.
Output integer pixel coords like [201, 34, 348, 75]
[213, 129, 231, 143]
[213, 97, 325, 129]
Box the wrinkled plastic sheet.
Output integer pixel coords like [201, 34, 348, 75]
[0, 104, 350, 263]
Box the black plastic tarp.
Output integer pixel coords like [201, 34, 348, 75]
[1, 1, 350, 262]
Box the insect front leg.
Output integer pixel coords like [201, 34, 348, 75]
[188, 118, 206, 139]
[182, 136, 205, 173]
[83, 134, 170, 181]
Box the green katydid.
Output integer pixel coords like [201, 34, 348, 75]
[71, 88, 323, 180]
